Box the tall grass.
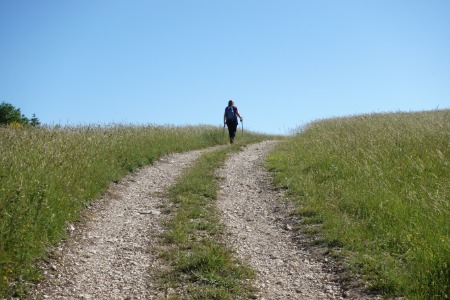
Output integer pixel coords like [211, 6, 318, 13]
[0, 124, 265, 297]
[267, 110, 449, 299]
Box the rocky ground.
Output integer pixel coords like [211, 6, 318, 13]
[31, 141, 380, 299]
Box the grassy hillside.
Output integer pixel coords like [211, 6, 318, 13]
[0, 124, 269, 297]
[267, 110, 449, 299]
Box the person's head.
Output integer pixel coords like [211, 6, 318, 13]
[228, 100, 234, 106]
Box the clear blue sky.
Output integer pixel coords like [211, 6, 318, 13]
[1, 0, 449, 134]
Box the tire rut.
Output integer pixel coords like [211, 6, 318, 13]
[31, 148, 210, 300]
[217, 140, 380, 300]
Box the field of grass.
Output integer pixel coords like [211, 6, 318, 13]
[267, 110, 449, 299]
[2, 110, 448, 299]
[0, 124, 269, 297]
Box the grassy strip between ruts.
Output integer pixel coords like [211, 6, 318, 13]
[266, 110, 449, 299]
[0, 124, 271, 298]
[156, 143, 259, 299]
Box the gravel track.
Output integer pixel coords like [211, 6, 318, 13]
[32, 148, 210, 299]
[31, 141, 379, 299]
[217, 141, 342, 299]
[217, 140, 380, 300]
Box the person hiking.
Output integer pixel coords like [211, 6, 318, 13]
[224, 100, 243, 144]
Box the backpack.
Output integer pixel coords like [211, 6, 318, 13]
[225, 106, 235, 121]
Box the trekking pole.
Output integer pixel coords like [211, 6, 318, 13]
[222, 124, 225, 142]
[241, 120, 244, 135]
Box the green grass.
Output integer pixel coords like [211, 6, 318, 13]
[266, 110, 449, 299]
[156, 140, 266, 299]
[0, 124, 269, 298]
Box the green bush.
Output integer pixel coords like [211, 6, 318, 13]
[0, 102, 39, 126]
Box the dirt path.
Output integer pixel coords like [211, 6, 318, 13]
[32, 141, 378, 299]
[32, 148, 211, 299]
[217, 141, 341, 299]
[217, 141, 380, 300]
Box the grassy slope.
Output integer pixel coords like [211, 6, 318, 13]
[0, 124, 269, 297]
[266, 110, 449, 299]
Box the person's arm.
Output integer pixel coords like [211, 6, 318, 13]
[224, 111, 227, 125]
[235, 108, 243, 121]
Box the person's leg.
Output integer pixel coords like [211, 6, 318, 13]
[226, 120, 238, 144]
[227, 126, 233, 143]
[229, 123, 237, 143]
[226, 121, 234, 143]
